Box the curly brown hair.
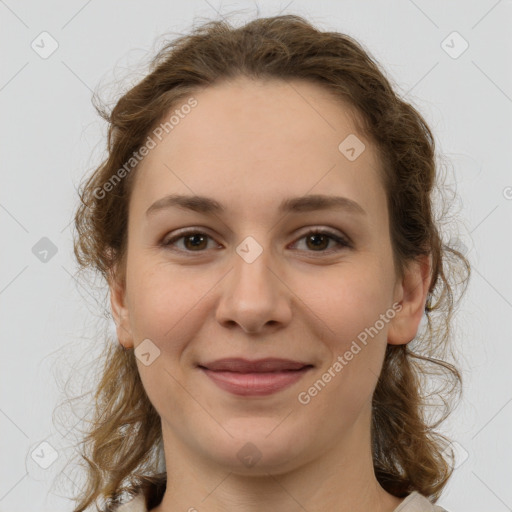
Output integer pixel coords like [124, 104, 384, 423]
[59, 13, 470, 512]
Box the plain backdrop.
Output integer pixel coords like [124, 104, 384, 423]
[1, 1, 511, 511]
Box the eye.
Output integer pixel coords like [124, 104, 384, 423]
[161, 230, 218, 252]
[291, 228, 351, 254]
[160, 228, 351, 255]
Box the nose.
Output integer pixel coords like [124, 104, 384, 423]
[215, 241, 292, 335]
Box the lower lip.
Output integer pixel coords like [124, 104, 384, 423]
[200, 367, 312, 396]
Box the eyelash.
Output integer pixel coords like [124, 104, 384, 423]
[161, 228, 352, 256]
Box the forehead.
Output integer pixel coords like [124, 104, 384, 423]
[131, 77, 386, 224]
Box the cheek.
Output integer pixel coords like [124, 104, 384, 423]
[306, 264, 392, 342]
[125, 260, 217, 346]
[301, 298, 390, 425]
[304, 263, 393, 394]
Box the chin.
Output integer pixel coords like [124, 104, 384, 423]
[201, 421, 314, 474]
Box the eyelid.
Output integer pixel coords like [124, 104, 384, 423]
[161, 227, 219, 248]
[161, 226, 352, 254]
[294, 226, 352, 247]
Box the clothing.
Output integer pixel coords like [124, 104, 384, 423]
[394, 491, 449, 511]
[112, 490, 449, 511]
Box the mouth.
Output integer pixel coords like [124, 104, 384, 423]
[197, 358, 314, 396]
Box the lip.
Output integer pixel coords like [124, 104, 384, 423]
[198, 358, 314, 396]
[199, 357, 312, 372]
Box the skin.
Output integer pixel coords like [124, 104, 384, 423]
[110, 76, 432, 512]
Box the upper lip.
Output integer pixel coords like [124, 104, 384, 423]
[198, 358, 313, 373]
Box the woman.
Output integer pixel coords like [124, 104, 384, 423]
[69, 13, 470, 512]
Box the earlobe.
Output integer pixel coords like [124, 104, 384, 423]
[108, 271, 134, 349]
[387, 253, 432, 346]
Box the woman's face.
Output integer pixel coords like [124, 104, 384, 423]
[111, 77, 429, 474]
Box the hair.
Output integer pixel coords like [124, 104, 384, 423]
[62, 12, 471, 512]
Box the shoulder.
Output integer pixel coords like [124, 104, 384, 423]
[393, 491, 450, 512]
[110, 493, 148, 512]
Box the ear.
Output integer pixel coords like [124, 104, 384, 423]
[387, 253, 432, 346]
[108, 266, 134, 349]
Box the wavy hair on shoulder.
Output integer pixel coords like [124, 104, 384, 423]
[55, 13, 471, 511]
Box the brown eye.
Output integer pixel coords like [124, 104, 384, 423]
[305, 233, 330, 251]
[292, 229, 351, 253]
[161, 228, 350, 256]
[162, 231, 215, 252]
[182, 233, 209, 251]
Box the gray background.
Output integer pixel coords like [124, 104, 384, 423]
[1, 0, 511, 511]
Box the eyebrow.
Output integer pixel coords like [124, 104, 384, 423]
[145, 193, 367, 217]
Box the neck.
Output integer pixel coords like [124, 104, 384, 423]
[151, 412, 404, 512]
